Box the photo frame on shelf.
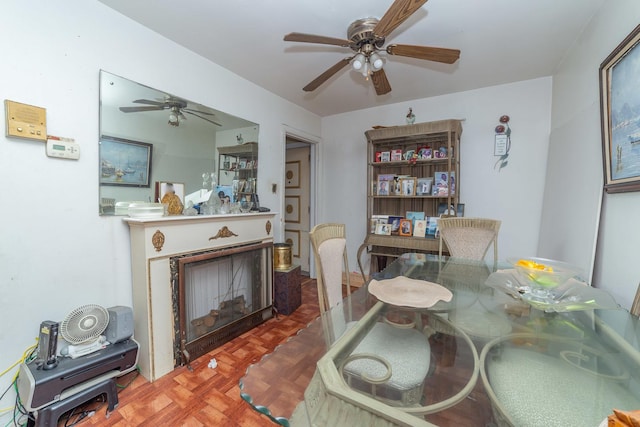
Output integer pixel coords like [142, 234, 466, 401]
[371, 215, 389, 233]
[285, 161, 300, 188]
[600, 24, 640, 193]
[380, 151, 391, 162]
[377, 174, 394, 196]
[216, 185, 234, 202]
[400, 177, 417, 196]
[375, 223, 392, 235]
[285, 196, 300, 223]
[437, 203, 465, 217]
[399, 219, 412, 236]
[391, 149, 403, 161]
[416, 178, 433, 195]
[99, 136, 152, 187]
[387, 215, 403, 233]
[413, 219, 427, 237]
[417, 146, 432, 159]
[403, 149, 416, 160]
[426, 216, 439, 237]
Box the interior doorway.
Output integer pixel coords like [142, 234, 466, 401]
[284, 135, 314, 275]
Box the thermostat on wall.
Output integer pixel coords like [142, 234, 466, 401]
[46, 136, 80, 160]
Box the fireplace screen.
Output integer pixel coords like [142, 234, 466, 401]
[171, 242, 273, 366]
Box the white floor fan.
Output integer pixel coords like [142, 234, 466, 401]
[59, 304, 110, 358]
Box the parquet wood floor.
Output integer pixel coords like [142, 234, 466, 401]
[58, 278, 492, 427]
[66, 277, 320, 427]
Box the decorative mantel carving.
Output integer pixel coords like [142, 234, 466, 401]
[152, 230, 165, 252]
[209, 226, 238, 240]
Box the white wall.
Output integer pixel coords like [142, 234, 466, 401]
[320, 77, 553, 272]
[542, 0, 640, 308]
[0, 0, 320, 417]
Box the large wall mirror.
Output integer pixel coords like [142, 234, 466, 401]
[99, 70, 259, 215]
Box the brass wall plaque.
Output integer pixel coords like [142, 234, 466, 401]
[5, 100, 47, 141]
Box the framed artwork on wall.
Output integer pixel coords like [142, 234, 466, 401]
[285, 161, 300, 188]
[600, 23, 640, 193]
[284, 229, 300, 257]
[285, 196, 300, 223]
[99, 136, 152, 187]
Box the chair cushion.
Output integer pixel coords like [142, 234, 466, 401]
[343, 321, 431, 392]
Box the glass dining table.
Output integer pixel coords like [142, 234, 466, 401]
[240, 254, 640, 427]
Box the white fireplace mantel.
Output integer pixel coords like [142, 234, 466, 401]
[124, 212, 276, 381]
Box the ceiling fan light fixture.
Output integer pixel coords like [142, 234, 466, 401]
[352, 53, 366, 70]
[361, 60, 371, 79]
[370, 52, 383, 70]
[168, 112, 179, 126]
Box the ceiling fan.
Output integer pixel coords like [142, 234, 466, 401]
[119, 97, 221, 127]
[283, 0, 460, 95]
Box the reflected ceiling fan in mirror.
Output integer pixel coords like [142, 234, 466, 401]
[119, 97, 222, 127]
[284, 0, 460, 95]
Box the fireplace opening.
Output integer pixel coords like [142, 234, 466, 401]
[170, 242, 273, 366]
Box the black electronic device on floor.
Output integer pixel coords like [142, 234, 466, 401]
[17, 338, 138, 412]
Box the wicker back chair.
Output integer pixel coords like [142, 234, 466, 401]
[310, 223, 351, 315]
[438, 218, 501, 261]
[310, 223, 431, 406]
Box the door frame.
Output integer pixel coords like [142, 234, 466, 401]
[282, 124, 320, 278]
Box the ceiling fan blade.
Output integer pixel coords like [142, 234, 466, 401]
[284, 32, 351, 47]
[371, 69, 392, 95]
[132, 99, 167, 106]
[183, 110, 222, 126]
[387, 43, 460, 64]
[303, 57, 353, 92]
[182, 108, 215, 116]
[119, 106, 165, 113]
[374, 0, 428, 38]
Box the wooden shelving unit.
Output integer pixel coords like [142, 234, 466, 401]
[217, 142, 258, 200]
[358, 119, 463, 276]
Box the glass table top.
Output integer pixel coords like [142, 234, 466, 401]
[240, 254, 640, 426]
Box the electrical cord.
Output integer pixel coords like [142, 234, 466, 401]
[0, 340, 38, 419]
